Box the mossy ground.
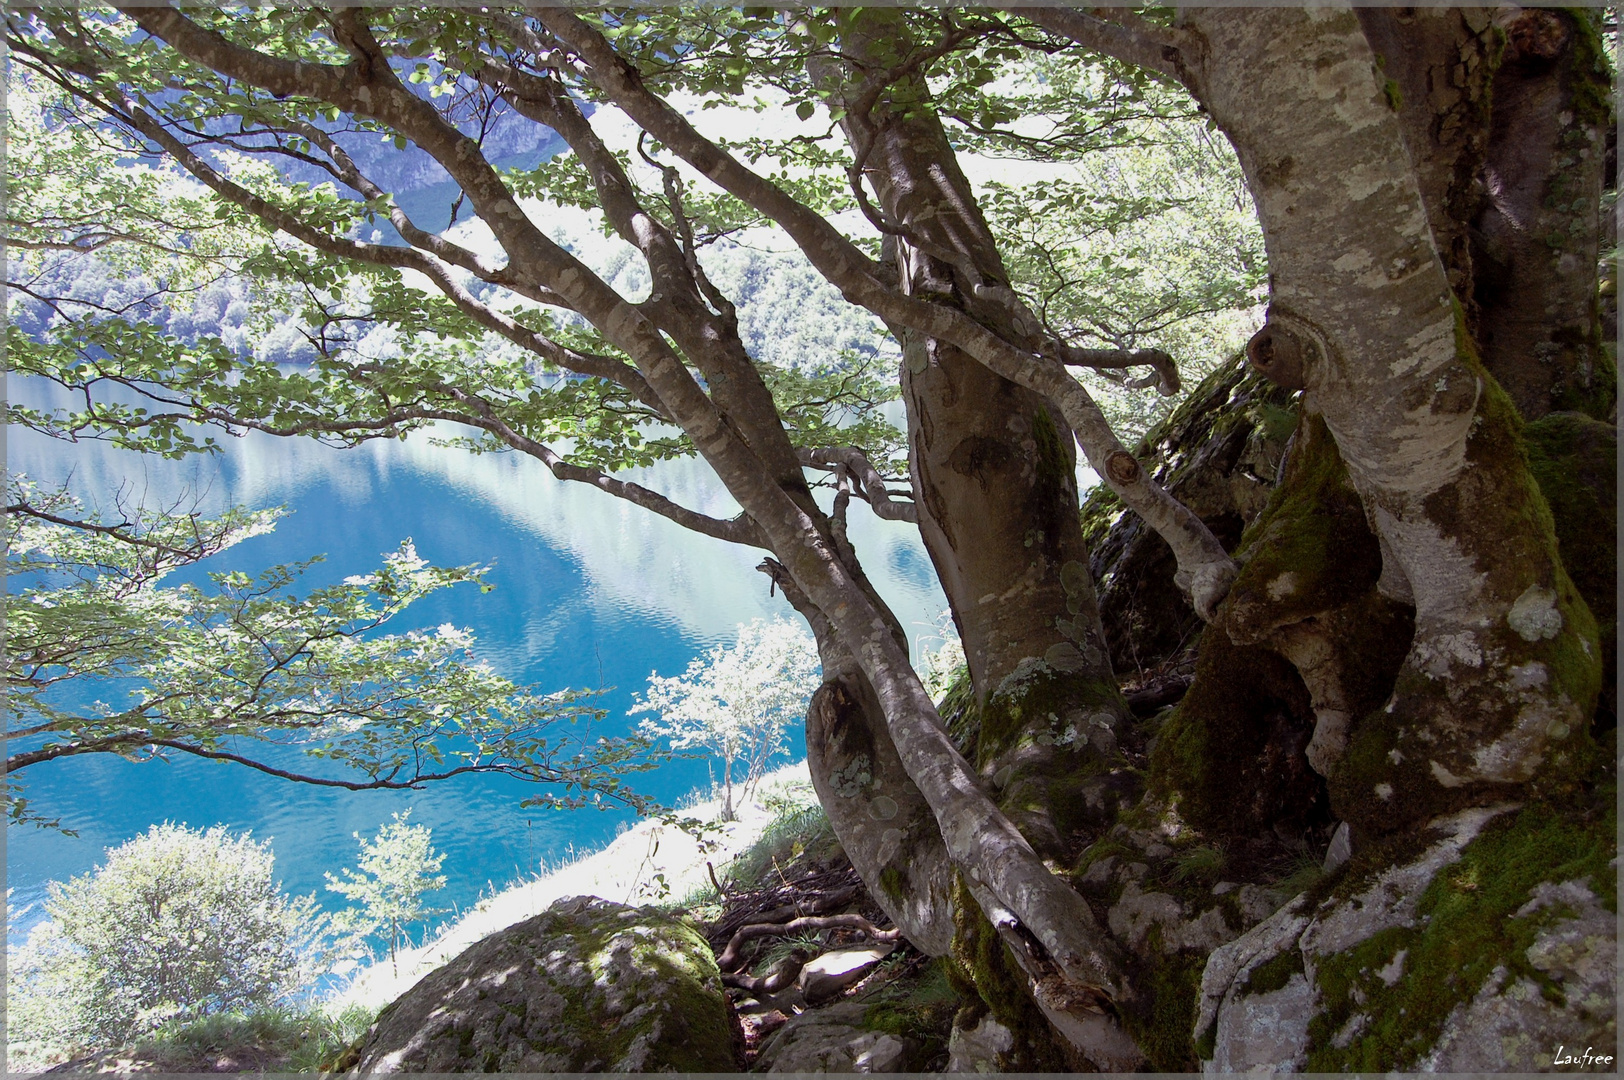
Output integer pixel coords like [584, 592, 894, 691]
[1306, 784, 1616, 1070]
[1149, 625, 1323, 837]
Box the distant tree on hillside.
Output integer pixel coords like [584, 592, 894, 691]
[634, 619, 822, 822]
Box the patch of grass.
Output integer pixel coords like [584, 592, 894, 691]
[1170, 845, 1226, 883]
[861, 957, 960, 1070]
[1240, 948, 1304, 996]
[1272, 852, 1327, 897]
[725, 803, 837, 890]
[129, 1002, 378, 1074]
[753, 931, 827, 973]
[1122, 925, 1204, 1071]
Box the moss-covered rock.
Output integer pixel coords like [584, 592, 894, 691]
[750, 1000, 916, 1073]
[1150, 624, 1324, 838]
[1524, 411, 1617, 731]
[1196, 785, 1616, 1073]
[1081, 356, 1298, 677]
[345, 896, 737, 1073]
[1330, 359, 1604, 833]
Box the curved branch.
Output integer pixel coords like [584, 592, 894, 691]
[798, 447, 918, 523]
[3, 503, 224, 558]
[1057, 345, 1181, 395]
[540, 10, 1234, 617]
[284, 119, 569, 307]
[445, 392, 770, 548]
[98, 10, 665, 414]
[99, 100, 667, 416]
[7, 736, 634, 809]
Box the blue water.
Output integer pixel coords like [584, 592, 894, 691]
[5, 382, 949, 953]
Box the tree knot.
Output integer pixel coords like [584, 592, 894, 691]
[1246, 306, 1328, 391]
[1104, 451, 1141, 486]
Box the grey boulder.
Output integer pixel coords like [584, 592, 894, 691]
[346, 896, 737, 1073]
[752, 1001, 916, 1073]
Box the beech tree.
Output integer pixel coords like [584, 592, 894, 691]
[7, 5, 1613, 1070]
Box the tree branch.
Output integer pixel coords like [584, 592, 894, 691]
[798, 447, 918, 523]
[1009, 7, 1196, 86]
[541, 9, 1235, 616]
[715, 912, 900, 973]
[1057, 345, 1181, 395]
[443, 389, 770, 548]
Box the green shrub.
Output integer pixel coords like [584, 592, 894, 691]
[6, 823, 328, 1068]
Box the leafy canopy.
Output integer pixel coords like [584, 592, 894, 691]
[5, 478, 655, 831]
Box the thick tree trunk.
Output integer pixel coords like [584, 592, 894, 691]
[1352, 7, 1499, 324]
[816, 9, 1136, 871]
[768, 565, 958, 957]
[1181, 6, 1603, 833]
[1358, 6, 1615, 421]
[799, 16, 1148, 1065]
[1469, 8, 1613, 419]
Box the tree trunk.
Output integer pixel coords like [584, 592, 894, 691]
[721, 756, 735, 823]
[816, 7, 1137, 873]
[1180, 6, 1603, 834]
[1357, 6, 1615, 421]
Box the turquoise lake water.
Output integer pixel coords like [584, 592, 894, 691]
[6, 381, 949, 950]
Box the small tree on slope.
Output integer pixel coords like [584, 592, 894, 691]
[324, 810, 447, 974]
[633, 619, 822, 822]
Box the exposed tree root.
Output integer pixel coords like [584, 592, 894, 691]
[717, 914, 902, 973]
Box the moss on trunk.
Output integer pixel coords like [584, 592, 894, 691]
[946, 875, 1075, 1071]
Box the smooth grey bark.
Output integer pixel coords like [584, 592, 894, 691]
[796, 18, 1145, 1059]
[1177, 6, 1601, 828]
[760, 559, 955, 957]
[112, 11, 1138, 1054]
[1352, 7, 1500, 317]
[814, 14, 1119, 705]
[810, 7, 1132, 872]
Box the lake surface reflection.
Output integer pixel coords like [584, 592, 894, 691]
[6, 385, 948, 947]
